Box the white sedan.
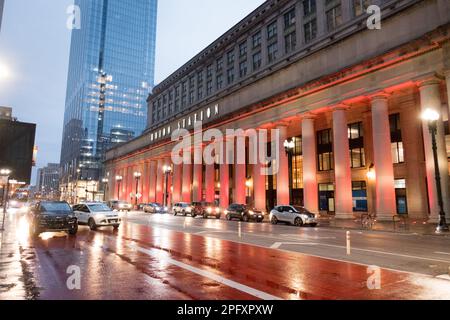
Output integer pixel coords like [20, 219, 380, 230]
[73, 203, 121, 231]
[269, 205, 318, 227]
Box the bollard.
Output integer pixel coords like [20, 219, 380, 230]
[238, 222, 242, 238]
[346, 231, 351, 255]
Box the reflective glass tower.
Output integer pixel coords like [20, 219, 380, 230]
[60, 0, 157, 202]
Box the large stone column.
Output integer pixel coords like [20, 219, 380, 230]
[182, 161, 192, 203]
[253, 131, 266, 211]
[142, 162, 149, 203]
[332, 106, 354, 219]
[155, 159, 164, 204]
[148, 161, 157, 202]
[205, 156, 216, 203]
[418, 78, 450, 222]
[235, 134, 247, 204]
[172, 162, 182, 204]
[276, 125, 290, 205]
[445, 70, 450, 120]
[220, 138, 230, 209]
[192, 145, 203, 202]
[302, 116, 319, 214]
[370, 94, 397, 220]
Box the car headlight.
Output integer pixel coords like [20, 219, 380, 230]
[119, 204, 125, 208]
[207, 207, 212, 213]
[224, 210, 228, 215]
[97, 214, 106, 220]
[9, 201, 18, 207]
[249, 210, 255, 215]
[215, 208, 220, 214]
[186, 207, 192, 213]
[164, 207, 168, 212]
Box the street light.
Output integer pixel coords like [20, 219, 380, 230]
[284, 139, 295, 204]
[421, 108, 449, 233]
[133, 172, 142, 208]
[0, 168, 12, 231]
[163, 165, 172, 208]
[366, 163, 376, 181]
[116, 175, 123, 200]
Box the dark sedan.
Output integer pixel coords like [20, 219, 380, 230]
[224, 204, 264, 223]
[28, 201, 78, 237]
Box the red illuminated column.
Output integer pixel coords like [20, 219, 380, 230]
[172, 161, 182, 204]
[276, 125, 290, 205]
[148, 161, 157, 202]
[126, 167, 133, 203]
[205, 148, 216, 203]
[142, 162, 150, 203]
[220, 137, 230, 209]
[370, 94, 397, 220]
[302, 116, 319, 214]
[182, 160, 192, 203]
[235, 134, 247, 204]
[192, 145, 203, 202]
[419, 79, 450, 222]
[332, 106, 354, 219]
[253, 131, 266, 211]
[155, 159, 164, 204]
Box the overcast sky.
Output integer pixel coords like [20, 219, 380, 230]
[0, 0, 265, 184]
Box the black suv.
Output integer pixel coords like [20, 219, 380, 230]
[191, 202, 221, 219]
[225, 204, 264, 223]
[28, 201, 78, 237]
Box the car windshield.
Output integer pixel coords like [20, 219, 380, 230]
[292, 206, 308, 213]
[88, 204, 111, 212]
[152, 203, 161, 207]
[41, 202, 72, 213]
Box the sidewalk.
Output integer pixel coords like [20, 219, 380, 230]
[318, 215, 450, 236]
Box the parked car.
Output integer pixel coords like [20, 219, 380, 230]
[172, 202, 193, 216]
[107, 200, 132, 212]
[224, 204, 264, 223]
[269, 205, 318, 227]
[73, 202, 121, 231]
[28, 201, 78, 237]
[191, 202, 221, 219]
[143, 203, 168, 214]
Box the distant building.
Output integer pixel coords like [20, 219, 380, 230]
[60, 0, 158, 203]
[36, 163, 60, 199]
[0, 0, 4, 32]
[0, 107, 36, 184]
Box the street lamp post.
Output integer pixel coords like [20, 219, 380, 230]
[102, 178, 109, 202]
[284, 139, 295, 204]
[422, 108, 449, 233]
[133, 172, 141, 208]
[0, 169, 12, 231]
[163, 165, 172, 208]
[116, 175, 123, 200]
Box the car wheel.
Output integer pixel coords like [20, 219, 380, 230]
[226, 214, 232, 221]
[243, 215, 249, 222]
[203, 213, 208, 219]
[113, 225, 120, 230]
[216, 215, 221, 220]
[68, 224, 78, 235]
[294, 217, 304, 227]
[257, 219, 263, 223]
[271, 216, 278, 225]
[310, 223, 318, 228]
[192, 213, 196, 218]
[29, 222, 40, 238]
[88, 218, 97, 231]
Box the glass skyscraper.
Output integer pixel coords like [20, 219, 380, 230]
[60, 0, 157, 202]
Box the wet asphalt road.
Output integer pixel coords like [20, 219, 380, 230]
[1, 211, 450, 300]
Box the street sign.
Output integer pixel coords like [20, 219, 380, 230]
[136, 193, 142, 199]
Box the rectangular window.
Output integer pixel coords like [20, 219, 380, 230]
[390, 113, 404, 164]
[284, 8, 296, 29]
[353, 0, 370, 16]
[317, 129, 334, 171]
[253, 52, 262, 70]
[206, 65, 213, 78]
[268, 43, 278, 63]
[348, 122, 365, 168]
[216, 74, 223, 90]
[267, 21, 277, 39]
[189, 91, 195, 104]
[326, 5, 342, 31]
[239, 61, 248, 78]
[252, 31, 262, 48]
[227, 50, 235, 65]
[285, 32, 297, 53]
[304, 19, 317, 43]
[227, 68, 234, 84]
[216, 57, 223, 72]
[352, 181, 368, 212]
[303, 0, 316, 16]
[197, 86, 203, 100]
[239, 42, 247, 57]
[206, 80, 213, 95]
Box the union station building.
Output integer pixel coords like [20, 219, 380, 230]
[105, 0, 450, 221]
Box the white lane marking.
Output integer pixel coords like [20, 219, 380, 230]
[280, 234, 336, 240]
[435, 252, 450, 256]
[129, 243, 282, 301]
[436, 275, 450, 281]
[270, 242, 319, 249]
